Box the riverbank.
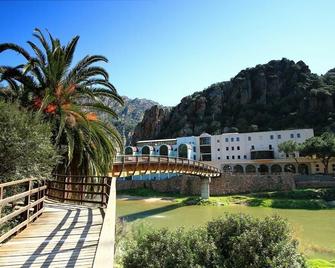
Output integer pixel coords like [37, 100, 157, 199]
[117, 188, 335, 210]
[116, 197, 335, 267]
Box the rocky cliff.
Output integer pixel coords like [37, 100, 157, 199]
[132, 58, 335, 144]
[102, 96, 160, 145]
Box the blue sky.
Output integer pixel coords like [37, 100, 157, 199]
[1, 0, 335, 106]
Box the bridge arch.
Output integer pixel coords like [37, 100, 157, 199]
[284, 164, 296, 173]
[245, 164, 256, 173]
[271, 164, 282, 174]
[259, 164, 269, 174]
[159, 144, 171, 156]
[222, 164, 232, 173]
[233, 165, 244, 173]
[125, 146, 138, 155]
[298, 163, 309, 174]
[141, 145, 154, 155]
[178, 143, 191, 158]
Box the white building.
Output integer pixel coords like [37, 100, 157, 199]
[124, 128, 335, 178]
[200, 129, 314, 162]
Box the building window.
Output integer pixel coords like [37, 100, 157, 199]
[232, 155, 235, 159]
[270, 135, 274, 140]
[202, 155, 212, 161]
[248, 136, 251, 141]
[226, 156, 229, 160]
[225, 138, 228, 142]
[218, 157, 221, 160]
[217, 139, 220, 143]
[238, 155, 241, 159]
[232, 146, 234, 151]
[290, 134, 294, 138]
[226, 147, 229, 151]
[217, 148, 220, 151]
[231, 137, 234, 142]
[316, 164, 319, 167]
[251, 145, 255, 150]
[193, 146, 196, 152]
[297, 133, 301, 138]
[236, 137, 240, 141]
[237, 146, 240, 150]
[193, 155, 196, 160]
[269, 145, 273, 150]
[200, 137, 211, 145]
[244, 155, 247, 159]
[278, 134, 281, 139]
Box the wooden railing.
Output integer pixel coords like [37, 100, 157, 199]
[47, 175, 112, 207]
[0, 178, 46, 243]
[46, 174, 115, 268]
[111, 155, 221, 178]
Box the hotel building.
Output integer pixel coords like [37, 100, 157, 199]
[125, 128, 335, 178]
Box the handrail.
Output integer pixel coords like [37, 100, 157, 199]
[0, 178, 46, 243]
[112, 155, 221, 178]
[92, 177, 116, 268]
[48, 175, 107, 206]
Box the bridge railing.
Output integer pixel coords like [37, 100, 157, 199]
[47, 175, 110, 207]
[112, 155, 221, 177]
[0, 178, 46, 243]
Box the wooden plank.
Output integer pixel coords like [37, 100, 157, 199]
[0, 201, 103, 268]
[0, 197, 45, 225]
[0, 178, 33, 188]
[0, 185, 47, 206]
[0, 208, 43, 243]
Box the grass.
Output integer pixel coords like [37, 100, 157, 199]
[308, 259, 335, 268]
[117, 188, 335, 209]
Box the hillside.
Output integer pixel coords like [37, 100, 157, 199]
[132, 58, 335, 144]
[102, 96, 160, 145]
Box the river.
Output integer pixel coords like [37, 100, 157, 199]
[116, 198, 335, 260]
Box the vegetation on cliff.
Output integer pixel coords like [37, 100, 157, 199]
[132, 58, 335, 143]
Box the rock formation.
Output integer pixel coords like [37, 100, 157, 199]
[132, 58, 335, 143]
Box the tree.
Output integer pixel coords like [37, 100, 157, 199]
[0, 101, 59, 182]
[300, 132, 335, 174]
[278, 140, 301, 164]
[0, 29, 123, 175]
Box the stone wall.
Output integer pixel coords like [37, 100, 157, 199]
[295, 175, 335, 189]
[116, 174, 296, 196]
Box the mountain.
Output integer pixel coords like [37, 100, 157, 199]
[103, 96, 160, 145]
[131, 58, 335, 144]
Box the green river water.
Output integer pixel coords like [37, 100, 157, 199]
[116, 199, 335, 260]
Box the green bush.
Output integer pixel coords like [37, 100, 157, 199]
[0, 101, 60, 182]
[207, 214, 307, 268]
[122, 226, 217, 268]
[120, 214, 307, 268]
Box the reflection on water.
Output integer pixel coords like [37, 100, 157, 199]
[116, 199, 335, 260]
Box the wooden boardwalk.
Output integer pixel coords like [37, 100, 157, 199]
[0, 200, 104, 268]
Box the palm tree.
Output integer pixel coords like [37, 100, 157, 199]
[0, 28, 124, 176]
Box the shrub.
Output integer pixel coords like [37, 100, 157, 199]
[207, 214, 307, 268]
[120, 214, 307, 268]
[0, 101, 59, 182]
[121, 226, 217, 268]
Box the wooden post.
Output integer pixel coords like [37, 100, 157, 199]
[26, 180, 32, 222]
[0, 186, 3, 218]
